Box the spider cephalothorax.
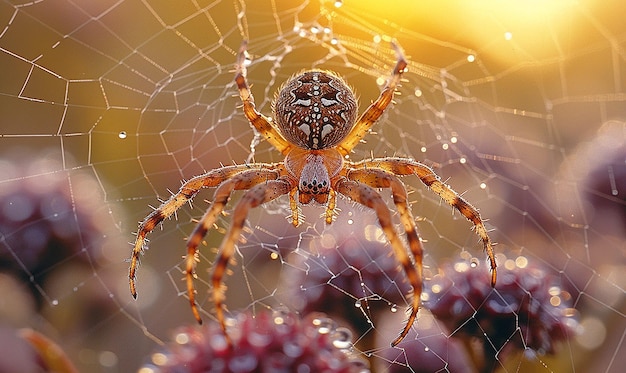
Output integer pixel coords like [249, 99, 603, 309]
[128, 40, 497, 347]
[285, 147, 343, 205]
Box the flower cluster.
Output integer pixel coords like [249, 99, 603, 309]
[141, 310, 369, 373]
[424, 255, 579, 357]
[0, 156, 109, 305]
[282, 231, 411, 338]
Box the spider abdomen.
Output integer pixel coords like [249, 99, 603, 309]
[273, 70, 358, 150]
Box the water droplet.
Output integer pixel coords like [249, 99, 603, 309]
[454, 261, 469, 273]
[467, 54, 476, 62]
[312, 316, 335, 334]
[272, 307, 291, 322]
[151, 352, 169, 366]
[549, 286, 561, 296]
[390, 304, 398, 313]
[354, 300, 362, 308]
[515, 256, 529, 268]
[334, 0, 343, 8]
[51, 299, 59, 306]
[480, 182, 487, 189]
[175, 332, 190, 345]
[470, 258, 479, 268]
[118, 131, 127, 139]
[332, 327, 353, 349]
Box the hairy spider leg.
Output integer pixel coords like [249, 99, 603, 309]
[211, 178, 295, 343]
[183, 168, 285, 324]
[355, 158, 498, 286]
[288, 188, 300, 226]
[129, 164, 275, 298]
[235, 41, 293, 156]
[337, 42, 408, 156]
[346, 167, 425, 346]
[325, 189, 337, 224]
[333, 178, 422, 346]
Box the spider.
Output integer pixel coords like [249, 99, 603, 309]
[128, 40, 497, 347]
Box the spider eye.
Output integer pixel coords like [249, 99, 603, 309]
[273, 70, 357, 150]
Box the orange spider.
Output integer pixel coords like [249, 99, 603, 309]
[128, 41, 497, 347]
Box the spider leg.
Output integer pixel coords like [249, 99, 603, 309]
[183, 168, 284, 324]
[337, 42, 407, 156]
[211, 177, 294, 342]
[129, 164, 276, 298]
[325, 189, 337, 224]
[354, 158, 497, 286]
[334, 178, 422, 347]
[235, 40, 293, 155]
[289, 188, 299, 227]
[346, 168, 424, 346]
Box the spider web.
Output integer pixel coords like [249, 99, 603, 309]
[0, 0, 624, 372]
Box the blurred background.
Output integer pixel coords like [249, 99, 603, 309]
[0, 0, 623, 372]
